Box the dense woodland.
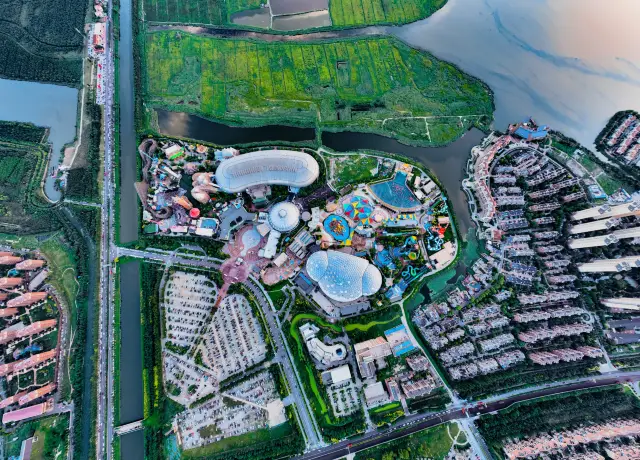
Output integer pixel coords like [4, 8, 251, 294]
[0, 121, 47, 144]
[66, 101, 103, 202]
[0, 0, 85, 85]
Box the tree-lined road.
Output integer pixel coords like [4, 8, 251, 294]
[296, 372, 640, 460]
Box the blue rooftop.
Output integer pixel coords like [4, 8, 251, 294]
[393, 340, 416, 356]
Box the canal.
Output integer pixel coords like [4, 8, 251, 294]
[119, 0, 139, 244]
[118, 261, 144, 457]
[157, 109, 316, 145]
[0, 78, 78, 202]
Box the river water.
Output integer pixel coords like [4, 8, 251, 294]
[119, 0, 139, 244]
[397, 0, 640, 147]
[0, 79, 78, 202]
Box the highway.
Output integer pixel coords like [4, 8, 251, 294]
[297, 371, 640, 460]
[96, 0, 117, 454]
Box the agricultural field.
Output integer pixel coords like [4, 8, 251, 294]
[143, 0, 444, 27]
[144, 32, 493, 145]
[0, 0, 86, 85]
[330, 0, 447, 27]
[143, 0, 228, 25]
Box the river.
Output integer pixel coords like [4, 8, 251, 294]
[0, 78, 78, 202]
[119, 0, 139, 244]
[118, 261, 144, 456]
[396, 0, 640, 148]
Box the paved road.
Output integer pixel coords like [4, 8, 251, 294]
[297, 372, 640, 460]
[243, 277, 323, 448]
[97, 0, 117, 455]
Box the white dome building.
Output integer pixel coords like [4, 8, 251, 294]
[268, 201, 300, 233]
[306, 250, 382, 303]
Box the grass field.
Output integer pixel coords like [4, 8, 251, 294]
[330, 0, 446, 27]
[183, 422, 293, 458]
[343, 306, 402, 342]
[333, 154, 379, 188]
[144, 32, 493, 145]
[354, 422, 453, 459]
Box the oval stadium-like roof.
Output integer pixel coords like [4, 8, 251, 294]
[215, 150, 319, 193]
[306, 250, 382, 303]
[268, 201, 300, 233]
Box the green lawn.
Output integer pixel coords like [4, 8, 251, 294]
[267, 288, 288, 310]
[343, 306, 402, 342]
[333, 155, 379, 189]
[596, 174, 625, 195]
[182, 422, 293, 458]
[354, 422, 454, 459]
[144, 32, 493, 146]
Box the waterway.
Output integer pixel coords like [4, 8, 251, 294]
[120, 431, 145, 460]
[119, 0, 139, 244]
[119, 262, 144, 423]
[157, 109, 316, 145]
[0, 78, 78, 202]
[397, 0, 640, 147]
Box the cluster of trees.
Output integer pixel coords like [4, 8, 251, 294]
[478, 386, 640, 446]
[66, 102, 103, 201]
[453, 359, 596, 399]
[0, 121, 46, 144]
[3, 0, 86, 49]
[406, 387, 450, 413]
[139, 262, 169, 460]
[0, 36, 82, 86]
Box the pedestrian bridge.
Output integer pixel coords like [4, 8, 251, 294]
[115, 419, 144, 436]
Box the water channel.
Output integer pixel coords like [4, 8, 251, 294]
[0, 78, 78, 202]
[119, 0, 139, 244]
[157, 109, 316, 144]
[118, 261, 144, 457]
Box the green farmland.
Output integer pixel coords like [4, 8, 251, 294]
[144, 32, 493, 145]
[142, 0, 259, 25]
[330, 0, 447, 27]
[143, 0, 445, 27]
